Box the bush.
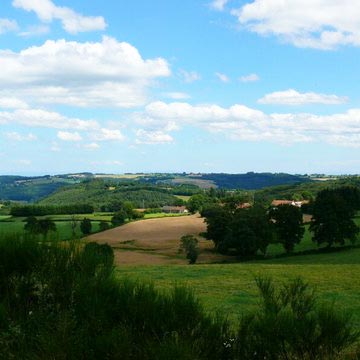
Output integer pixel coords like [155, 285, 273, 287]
[233, 277, 359, 360]
[179, 235, 200, 264]
[80, 217, 92, 235]
[0, 235, 228, 359]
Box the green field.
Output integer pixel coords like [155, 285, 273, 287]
[0, 212, 190, 240]
[118, 247, 360, 328]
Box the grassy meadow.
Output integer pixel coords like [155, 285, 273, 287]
[118, 246, 360, 328]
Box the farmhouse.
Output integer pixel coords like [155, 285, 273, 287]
[162, 206, 188, 214]
[271, 200, 309, 208]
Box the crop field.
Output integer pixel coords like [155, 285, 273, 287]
[86, 214, 220, 265]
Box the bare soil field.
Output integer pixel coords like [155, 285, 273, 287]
[87, 214, 227, 265]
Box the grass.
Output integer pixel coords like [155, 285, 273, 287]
[143, 212, 189, 219]
[118, 247, 360, 328]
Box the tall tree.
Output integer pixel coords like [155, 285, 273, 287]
[269, 204, 305, 253]
[310, 188, 359, 247]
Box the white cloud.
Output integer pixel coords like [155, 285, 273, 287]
[0, 36, 170, 108]
[258, 89, 348, 105]
[239, 73, 260, 82]
[83, 142, 100, 150]
[215, 72, 230, 83]
[0, 18, 18, 34]
[18, 24, 50, 37]
[231, 0, 360, 49]
[164, 92, 191, 100]
[6, 132, 37, 141]
[91, 128, 125, 141]
[0, 97, 28, 109]
[135, 129, 174, 144]
[210, 0, 229, 11]
[179, 69, 201, 83]
[57, 131, 82, 141]
[0, 108, 99, 130]
[136, 101, 360, 147]
[13, 0, 106, 34]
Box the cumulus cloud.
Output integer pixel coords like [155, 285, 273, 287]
[57, 131, 82, 141]
[91, 128, 125, 142]
[0, 97, 28, 109]
[231, 0, 360, 49]
[258, 89, 348, 105]
[0, 18, 18, 34]
[215, 72, 230, 83]
[239, 73, 260, 82]
[6, 132, 37, 141]
[0, 108, 99, 130]
[135, 101, 360, 147]
[135, 129, 174, 144]
[210, 0, 229, 11]
[13, 0, 106, 34]
[0, 36, 170, 108]
[179, 69, 201, 83]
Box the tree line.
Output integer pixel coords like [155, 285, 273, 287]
[10, 204, 94, 216]
[201, 186, 360, 257]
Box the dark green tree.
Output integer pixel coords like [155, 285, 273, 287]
[269, 204, 305, 253]
[310, 188, 359, 247]
[111, 210, 126, 226]
[99, 220, 110, 232]
[179, 235, 199, 264]
[80, 218, 92, 235]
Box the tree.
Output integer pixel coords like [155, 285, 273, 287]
[269, 204, 305, 253]
[310, 188, 359, 247]
[179, 235, 199, 264]
[80, 218, 92, 235]
[24, 217, 56, 238]
[99, 220, 110, 232]
[111, 210, 126, 226]
[222, 206, 272, 256]
[70, 215, 78, 237]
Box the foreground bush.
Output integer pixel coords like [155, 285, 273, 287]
[0, 235, 229, 359]
[0, 235, 358, 359]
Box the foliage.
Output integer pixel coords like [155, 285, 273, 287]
[179, 235, 200, 264]
[204, 205, 272, 256]
[234, 277, 359, 359]
[23, 216, 56, 238]
[270, 204, 305, 253]
[80, 217, 92, 235]
[39, 179, 184, 210]
[0, 235, 230, 360]
[99, 220, 110, 231]
[111, 210, 126, 226]
[310, 187, 360, 247]
[222, 206, 272, 256]
[11, 203, 94, 216]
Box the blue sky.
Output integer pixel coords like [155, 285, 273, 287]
[1, 0, 360, 175]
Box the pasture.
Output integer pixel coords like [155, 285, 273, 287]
[118, 247, 360, 327]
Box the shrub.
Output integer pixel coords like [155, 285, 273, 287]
[80, 217, 92, 235]
[179, 235, 200, 264]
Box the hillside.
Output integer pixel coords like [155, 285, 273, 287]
[0, 175, 79, 202]
[39, 180, 184, 209]
[198, 172, 311, 189]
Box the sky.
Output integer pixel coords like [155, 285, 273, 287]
[0, 0, 360, 175]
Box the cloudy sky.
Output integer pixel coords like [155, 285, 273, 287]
[1, 0, 360, 175]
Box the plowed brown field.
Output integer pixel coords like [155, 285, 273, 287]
[87, 214, 225, 265]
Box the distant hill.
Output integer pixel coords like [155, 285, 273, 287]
[197, 172, 311, 190]
[39, 180, 183, 209]
[0, 175, 79, 202]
